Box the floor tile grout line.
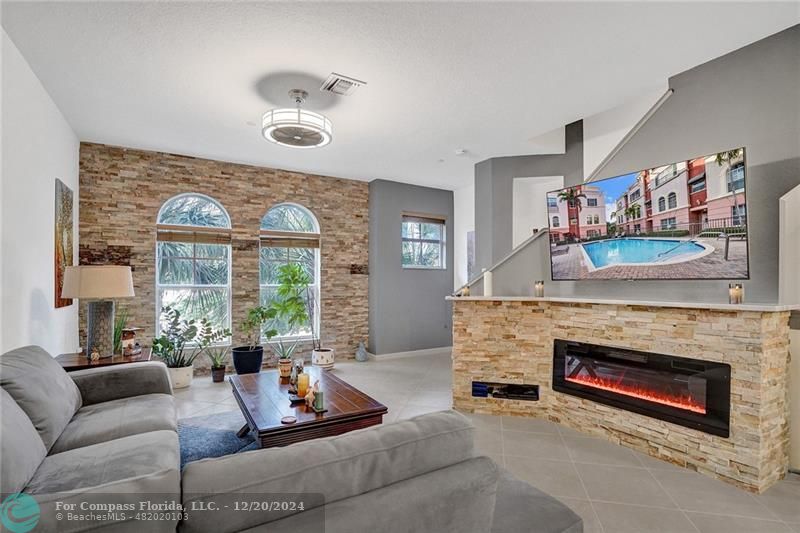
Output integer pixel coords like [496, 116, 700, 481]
[556, 421, 605, 533]
[645, 467, 701, 533]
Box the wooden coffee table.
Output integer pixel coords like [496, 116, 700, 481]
[229, 367, 388, 448]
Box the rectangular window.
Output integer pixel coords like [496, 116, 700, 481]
[731, 204, 747, 226]
[660, 217, 677, 230]
[156, 241, 231, 334]
[586, 198, 598, 207]
[634, 224, 641, 232]
[690, 179, 706, 194]
[402, 214, 446, 269]
[629, 190, 641, 202]
[593, 215, 600, 225]
[727, 163, 745, 192]
[547, 197, 558, 208]
[259, 245, 318, 339]
[586, 216, 593, 225]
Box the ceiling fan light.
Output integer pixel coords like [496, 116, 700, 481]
[261, 107, 332, 149]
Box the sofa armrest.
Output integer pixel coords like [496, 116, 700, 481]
[70, 362, 173, 405]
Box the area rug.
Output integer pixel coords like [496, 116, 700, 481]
[178, 410, 258, 469]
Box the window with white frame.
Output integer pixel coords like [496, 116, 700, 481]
[547, 197, 558, 208]
[551, 216, 560, 228]
[660, 217, 677, 230]
[667, 192, 677, 210]
[156, 194, 232, 335]
[658, 197, 666, 212]
[586, 198, 598, 207]
[402, 214, 446, 269]
[731, 203, 747, 226]
[260, 203, 320, 340]
[727, 163, 745, 192]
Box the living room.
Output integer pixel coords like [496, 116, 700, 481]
[2, 3, 800, 533]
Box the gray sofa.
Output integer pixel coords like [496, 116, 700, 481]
[1, 345, 581, 533]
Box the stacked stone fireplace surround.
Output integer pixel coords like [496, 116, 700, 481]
[450, 297, 792, 493]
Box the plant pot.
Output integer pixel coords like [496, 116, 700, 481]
[312, 348, 335, 370]
[278, 359, 292, 378]
[168, 366, 193, 389]
[211, 366, 226, 383]
[232, 346, 264, 375]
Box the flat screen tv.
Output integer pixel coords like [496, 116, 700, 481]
[546, 147, 748, 281]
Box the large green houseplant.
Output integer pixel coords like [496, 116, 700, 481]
[269, 263, 313, 375]
[151, 306, 230, 388]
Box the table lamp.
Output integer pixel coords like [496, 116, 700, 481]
[61, 265, 135, 358]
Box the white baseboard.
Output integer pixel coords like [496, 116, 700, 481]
[367, 346, 452, 361]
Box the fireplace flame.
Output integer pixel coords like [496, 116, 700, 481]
[565, 375, 706, 414]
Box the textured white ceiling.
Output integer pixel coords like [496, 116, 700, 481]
[2, 2, 797, 190]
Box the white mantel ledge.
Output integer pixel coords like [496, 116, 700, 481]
[446, 295, 800, 313]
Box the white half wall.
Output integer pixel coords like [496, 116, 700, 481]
[453, 183, 474, 289]
[512, 176, 563, 249]
[583, 83, 667, 180]
[1, 29, 80, 356]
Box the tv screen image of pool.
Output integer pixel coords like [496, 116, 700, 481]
[546, 147, 748, 281]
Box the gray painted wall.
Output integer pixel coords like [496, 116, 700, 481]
[474, 121, 583, 272]
[369, 179, 454, 354]
[473, 25, 800, 305]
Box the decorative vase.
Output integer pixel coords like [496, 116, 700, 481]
[278, 359, 292, 378]
[211, 366, 226, 383]
[355, 342, 368, 362]
[231, 346, 264, 374]
[312, 348, 335, 370]
[168, 366, 193, 389]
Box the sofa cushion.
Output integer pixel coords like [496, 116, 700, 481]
[25, 430, 180, 495]
[491, 469, 583, 533]
[181, 410, 476, 528]
[0, 388, 47, 494]
[0, 345, 82, 451]
[50, 393, 176, 454]
[227, 457, 499, 533]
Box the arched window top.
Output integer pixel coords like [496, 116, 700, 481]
[158, 193, 231, 228]
[261, 203, 319, 233]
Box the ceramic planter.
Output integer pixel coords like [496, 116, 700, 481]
[168, 366, 193, 389]
[232, 346, 264, 374]
[278, 359, 292, 378]
[312, 348, 335, 370]
[211, 366, 226, 383]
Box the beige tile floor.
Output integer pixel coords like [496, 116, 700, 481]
[179, 352, 800, 533]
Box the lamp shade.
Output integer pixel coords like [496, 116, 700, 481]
[61, 266, 135, 299]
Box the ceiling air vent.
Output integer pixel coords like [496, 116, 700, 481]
[320, 73, 367, 96]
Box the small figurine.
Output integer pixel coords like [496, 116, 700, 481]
[355, 341, 368, 362]
[90, 347, 101, 361]
[305, 380, 320, 408]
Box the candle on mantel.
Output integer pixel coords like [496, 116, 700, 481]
[483, 270, 493, 297]
[297, 372, 310, 397]
[534, 280, 545, 298]
[729, 283, 744, 304]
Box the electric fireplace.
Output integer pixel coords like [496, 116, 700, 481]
[552, 339, 730, 437]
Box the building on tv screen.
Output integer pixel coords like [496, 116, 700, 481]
[546, 148, 748, 281]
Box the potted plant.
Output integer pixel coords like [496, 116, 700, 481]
[232, 306, 277, 374]
[270, 339, 298, 378]
[207, 346, 229, 383]
[151, 306, 230, 389]
[272, 263, 334, 370]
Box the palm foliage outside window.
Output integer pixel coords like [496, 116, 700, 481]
[260, 204, 320, 340]
[402, 214, 446, 269]
[156, 194, 232, 336]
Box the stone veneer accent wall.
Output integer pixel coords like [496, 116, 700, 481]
[452, 300, 791, 493]
[78, 143, 369, 369]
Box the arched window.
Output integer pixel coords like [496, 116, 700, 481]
[667, 192, 677, 210]
[552, 216, 560, 228]
[260, 203, 320, 340]
[658, 197, 666, 212]
[156, 194, 232, 334]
